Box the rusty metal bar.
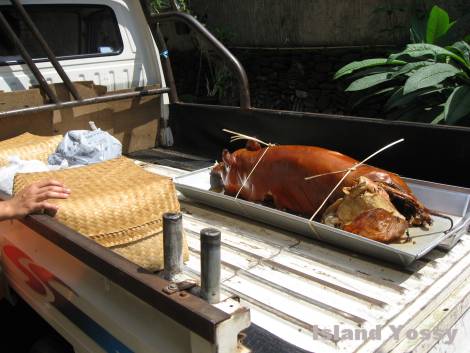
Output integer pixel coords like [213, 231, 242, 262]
[0, 87, 170, 119]
[154, 11, 251, 110]
[10, 0, 82, 100]
[0, 10, 59, 103]
[139, 0, 179, 103]
[155, 23, 179, 103]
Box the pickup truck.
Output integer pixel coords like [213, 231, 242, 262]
[0, 1, 469, 353]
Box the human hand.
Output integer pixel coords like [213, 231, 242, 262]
[3, 179, 70, 219]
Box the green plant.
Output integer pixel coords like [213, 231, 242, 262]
[336, 6, 470, 125]
[192, 26, 237, 105]
[151, 0, 189, 13]
[410, 5, 456, 44]
[203, 57, 237, 105]
[213, 27, 235, 45]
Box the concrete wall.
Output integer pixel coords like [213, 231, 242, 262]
[190, 0, 470, 47]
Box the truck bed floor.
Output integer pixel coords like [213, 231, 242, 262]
[133, 149, 470, 353]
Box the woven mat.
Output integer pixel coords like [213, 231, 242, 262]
[111, 232, 187, 272]
[0, 133, 62, 166]
[13, 157, 189, 270]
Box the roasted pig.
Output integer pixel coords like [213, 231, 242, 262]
[211, 141, 432, 243]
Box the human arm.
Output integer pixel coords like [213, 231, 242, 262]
[0, 179, 70, 221]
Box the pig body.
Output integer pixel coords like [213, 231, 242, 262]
[211, 142, 412, 217]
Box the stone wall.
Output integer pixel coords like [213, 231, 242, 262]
[189, 0, 470, 47]
[190, 0, 470, 48]
[170, 47, 393, 117]
[235, 47, 393, 116]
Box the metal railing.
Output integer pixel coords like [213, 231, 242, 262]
[0, 0, 169, 118]
[9, 0, 82, 101]
[0, 87, 171, 119]
[0, 10, 60, 103]
[153, 11, 252, 110]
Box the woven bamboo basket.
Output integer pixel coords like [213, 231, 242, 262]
[13, 157, 189, 270]
[0, 133, 62, 166]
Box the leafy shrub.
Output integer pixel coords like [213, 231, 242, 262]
[151, 0, 189, 13]
[336, 6, 470, 125]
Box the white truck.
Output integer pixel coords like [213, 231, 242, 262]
[0, 1, 469, 353]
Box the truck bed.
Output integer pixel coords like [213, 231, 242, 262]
[136, 151, 470, 353]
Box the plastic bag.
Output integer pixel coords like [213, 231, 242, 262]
[48, 122, 122, 166]
[0, 156, 53, 195]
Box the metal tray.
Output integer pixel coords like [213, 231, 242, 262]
[174, 168, 470, 266]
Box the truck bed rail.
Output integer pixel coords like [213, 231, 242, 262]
[0, 190, 231, 344]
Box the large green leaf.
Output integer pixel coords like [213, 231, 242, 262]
[390, 61, 433, 78]
[352, 87, 398, 109]
[389, 43, 442, 60]
[426, 6, 455, 44]
[444, 85, 470, 124]
[390, 105, 425, 122]
[334, 59, 405, 80]
[449, 41, 470, 66]
[346, 73, 393, 92]
[348, 66, 397, 80]
[431, 111, 446, 124]
[414, 106, 446, 123]
[385, 87, 440, 110]
[389, 43, 467, 66]
[385, 88, 405, 110]
[394, 105, 444, 123]
[403, 63, 460, 94]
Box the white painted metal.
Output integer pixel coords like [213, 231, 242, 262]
[0, 220, 194, 353]
[0, 0, 165, 93]
[0, 218, 249, 353]
[393, 277, 470, 353]
[142, 162, 470, 353]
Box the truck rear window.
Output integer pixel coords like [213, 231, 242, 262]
[0, 4, 123, 64]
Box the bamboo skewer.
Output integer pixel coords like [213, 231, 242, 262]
[223, 129, 276, 199]
[307, 138, 405, 221]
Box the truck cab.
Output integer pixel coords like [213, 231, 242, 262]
[0, 0, 164, 92]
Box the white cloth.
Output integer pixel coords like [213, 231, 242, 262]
[48, 126, 122, 167]
[0, 156, 60, 195]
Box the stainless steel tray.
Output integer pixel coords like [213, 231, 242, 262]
[174, 168, 470, 266]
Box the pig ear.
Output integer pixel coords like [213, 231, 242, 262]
[246, 140, 261, 151]
[222, 149, 235, 166]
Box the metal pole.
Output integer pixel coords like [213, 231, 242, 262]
[0, 11, 59, 103]
[200, 228, 221, 304]
[163, 213, 184, 281]
[10, 0, 82, 100]
[155, 12, 252, 110]
[155, 23, 179, 103]
[139, 0, 178, 103]
[0, 87, 170, 119]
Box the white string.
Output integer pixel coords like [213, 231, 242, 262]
[305, 167, 356, 180]
[222, 129, 276, 200]
[223, 129, 272, 147]
[235, 146, 272, 199]
[308, 138, 405, 222]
